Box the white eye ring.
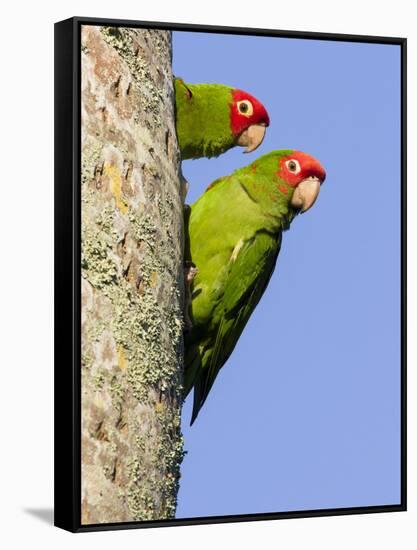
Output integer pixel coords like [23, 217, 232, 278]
[285, 159, 301, 174]
[237, 100, 254, 117]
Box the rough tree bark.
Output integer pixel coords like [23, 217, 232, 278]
[80, 25, 184, 524]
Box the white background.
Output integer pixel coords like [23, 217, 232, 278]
[0, 0, 414, 548]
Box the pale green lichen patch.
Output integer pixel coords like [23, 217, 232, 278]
[112, 210, 183, 402]
[125, 407, 185, 520]
[82, 142, 104, 186]
[100, 26, 166, 127]
[81, 227, 119, 290]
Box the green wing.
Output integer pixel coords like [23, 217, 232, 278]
[188, 229, 281, 424]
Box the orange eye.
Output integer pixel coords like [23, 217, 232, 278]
[237, 100, 253, 117]
[285, 159, 301, 174]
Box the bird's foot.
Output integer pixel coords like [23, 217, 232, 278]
[184, 261, 198, 284]
[183, 261, 198, 332]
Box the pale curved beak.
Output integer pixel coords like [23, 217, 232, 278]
[237, 123, 267, 153]
[290, 177, 322, 213]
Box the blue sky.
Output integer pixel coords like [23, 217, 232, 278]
[172, 31, 401, 518]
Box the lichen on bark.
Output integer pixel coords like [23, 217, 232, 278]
[80, 25, 184, 524]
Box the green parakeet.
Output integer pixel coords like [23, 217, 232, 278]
[174, 78, 270, 160]
[184, 150, 326, 424]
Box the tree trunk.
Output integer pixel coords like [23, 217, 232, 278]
[80, 25, 184, 524]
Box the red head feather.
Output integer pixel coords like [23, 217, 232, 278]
[277, 151, 326, 187]
[230, 89, 270, 137]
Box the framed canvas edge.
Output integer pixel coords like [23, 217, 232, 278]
[54, 17, 82, 533]
[72, 15, 406, 44]
[54, 16, 407, 533]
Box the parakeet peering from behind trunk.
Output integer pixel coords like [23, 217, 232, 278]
[174, 78, 270, 160]
[184, 150, 326, 424]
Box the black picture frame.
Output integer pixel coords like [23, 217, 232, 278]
[54, 16, 407, 533]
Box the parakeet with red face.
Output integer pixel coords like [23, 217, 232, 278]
[184, 150, 326, 424]
[175, 78, 270, 160]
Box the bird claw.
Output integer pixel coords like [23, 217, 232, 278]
[184, 263, 199, 283]
[183, 262, 198, 332]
